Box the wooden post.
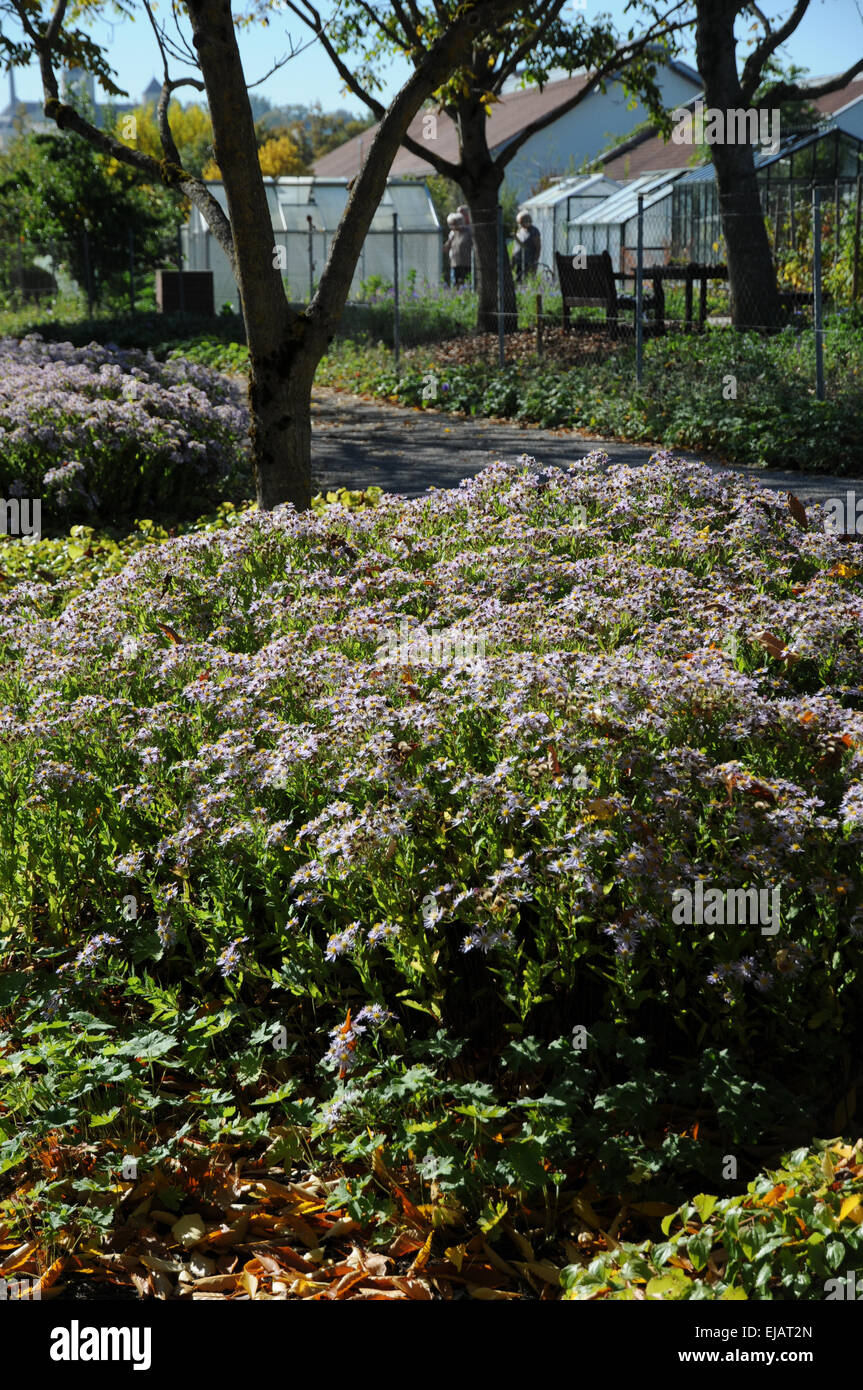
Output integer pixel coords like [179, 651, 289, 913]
[853, 174, 862, 302]
[684, 266, 694, 328]
[536, 292, 543, 355]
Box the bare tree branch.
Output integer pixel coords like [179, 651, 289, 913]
[739, 0, 810, 104]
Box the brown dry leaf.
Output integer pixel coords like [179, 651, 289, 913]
[148, 1269, 173, 1300]
[201, 1213, 250, 1248]
[32, 1256, 67, 1296]
[0, 1240, 38, 1275]
[481, 1239, 519, 1278]
[388, 1231, 427, 1258]
[191, 1273, 241, 1293]
[408, 1230, 434, 1274]
[787, 493, 809, 531]
[388, 1276, 433, 1300]
[321, 1217, 361, 1242]
[346, 1245, 389, 1278]
[468, 1285, 520, 1300]
[502, 1221, 535, 1262]
[271, 1212, 321, 1249]
[755, 630, 788, 661]
[514, 1260, 561, 1287]
[630, 1201, 676, 1218]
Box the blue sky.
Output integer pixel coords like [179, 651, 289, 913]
[4, 0, 861, 112]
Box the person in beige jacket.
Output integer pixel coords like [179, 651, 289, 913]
[443, 211, 473, 287]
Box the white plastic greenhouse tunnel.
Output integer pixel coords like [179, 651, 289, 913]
[183, 177, 443, 311]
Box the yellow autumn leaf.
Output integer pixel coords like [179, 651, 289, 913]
[839, 1195, 863, 1223]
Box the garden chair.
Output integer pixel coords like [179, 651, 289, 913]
[555, 249, 654, 334]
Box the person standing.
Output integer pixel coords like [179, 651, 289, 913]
[512, 210, 541, 282]
[443, 211, 473, 287]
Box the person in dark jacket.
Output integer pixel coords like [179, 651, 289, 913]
[512, 210, 541, 282]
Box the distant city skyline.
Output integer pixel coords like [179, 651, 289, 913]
[2, 0, 860, 116]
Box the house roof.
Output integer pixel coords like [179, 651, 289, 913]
[315, 72, 611, 177]
[599, 75, 863, 181]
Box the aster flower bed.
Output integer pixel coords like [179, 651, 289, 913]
[0, 335, 250, 526]
[1, 452, 863, 1256]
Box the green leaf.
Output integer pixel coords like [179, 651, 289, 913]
[88, 1106, 121, 1128]
[692, 1193, 718, 1224]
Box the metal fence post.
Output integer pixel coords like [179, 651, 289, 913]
[813, 187, 824, 402]
[176, 225, 185, 315]
[635, 193, 644, 387]
[497, 205, 505, 369]
[392, 212, 400, 368]
[128, 226, 135, 315]
[307, 215, 314, 302]
[853, 174, 862, 302]
[82, 224, 94, 318]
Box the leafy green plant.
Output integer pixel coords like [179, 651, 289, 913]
[561, 1139, 863, 1300]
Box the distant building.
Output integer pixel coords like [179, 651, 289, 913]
[0, 70, 164, 148]
[313, 61, 702, 203]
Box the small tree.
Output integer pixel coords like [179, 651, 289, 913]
[3, 0, 517, 508]
[0, 124, 181, 306]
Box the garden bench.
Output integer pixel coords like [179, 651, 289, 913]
[555, 249, 655, 334]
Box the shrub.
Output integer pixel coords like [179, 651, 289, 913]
[1, 454, 862, 1245]
[0, 336, 250, 526]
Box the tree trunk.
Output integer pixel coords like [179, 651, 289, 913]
[695, 1, 782, 331]
[457, 99, 518, 334]
[464, 178, 519, 334]
[248, 331, 324, 511]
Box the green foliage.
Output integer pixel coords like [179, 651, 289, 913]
[0, 126, 183, 308]
[316, 319, 863, 473]
[562, 1139, 863, 1300]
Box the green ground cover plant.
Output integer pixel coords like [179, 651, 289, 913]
[313, 319, 863, 472]
[562, 1138, 863, 1300]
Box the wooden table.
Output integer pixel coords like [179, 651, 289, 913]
[614, 263, 730, 334]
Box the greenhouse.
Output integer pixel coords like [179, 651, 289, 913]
[183, 177, 443, 310]
[517, 173, 621, 258]
[566, 170, 688, 272]
[671, 123, 863, 264]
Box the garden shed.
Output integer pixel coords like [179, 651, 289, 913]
[183, 176, 442, 311]
[567, 170, 687, 272]
[517, 173, 622, 257]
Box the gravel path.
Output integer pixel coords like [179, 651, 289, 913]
[310, 385, 863, 505]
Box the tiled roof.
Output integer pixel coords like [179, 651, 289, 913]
[599, 76, 863, 181]
[314, 72, 597, 177]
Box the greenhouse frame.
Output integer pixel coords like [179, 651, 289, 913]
[183, 177, 443, 311]
[671, 124, 863, 264]
[517, 174, 622, 258]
